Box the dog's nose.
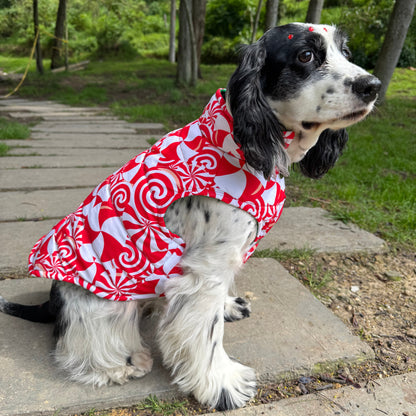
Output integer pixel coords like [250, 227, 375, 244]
[351, 75, 382, 104]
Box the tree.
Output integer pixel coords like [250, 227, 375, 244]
[33, 0, 43, 74]
[169, 0, 176, 63]
[51, 0, 67, 69]
[251, 0, 263, 43]
[373, 0, 416, 102]
[305, 0, 324, 24]
[192, 0, 207, 78]
[264, 0, 279, 31]
[176, 0, 207, 86]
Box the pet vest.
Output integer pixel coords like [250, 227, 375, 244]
[28, 89, 294, 301]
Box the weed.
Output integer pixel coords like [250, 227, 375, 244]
[254, 247, 315, 262]
[136, 395, 188, 415]
[303, 267, 333, 293]
[0, 142, 10, 156]
[0, 117, 30, 140]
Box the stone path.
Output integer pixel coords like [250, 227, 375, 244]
[0, 98, 403, 416]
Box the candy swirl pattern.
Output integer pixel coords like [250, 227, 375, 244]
[28, 89, 293, 301]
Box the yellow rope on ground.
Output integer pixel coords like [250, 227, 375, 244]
[1, 29, 40, 99]
[1, 26, 68, 99]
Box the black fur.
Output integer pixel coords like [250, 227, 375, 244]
[0, 280, 64, 325]
[227, 40, 290, 179]
[227, 24, 353, 180]
[298, 128, 349, 179]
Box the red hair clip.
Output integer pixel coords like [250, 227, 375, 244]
[308, 26, 314, 32]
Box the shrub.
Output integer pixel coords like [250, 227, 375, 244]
[201, 37, 240, 64]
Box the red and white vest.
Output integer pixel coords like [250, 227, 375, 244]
[28, 89, 294, 301]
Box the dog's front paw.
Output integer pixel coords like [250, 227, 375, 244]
[224, 296, 251, 322]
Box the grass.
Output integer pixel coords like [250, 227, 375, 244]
[0, 117, 30, 140]
[1, 56, 415, 249]
[254, 247, 316, 262]
[136, 395, 188, 415]
[0, 117, 31, 156]
[0, 142, 10, 156]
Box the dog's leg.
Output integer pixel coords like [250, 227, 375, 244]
[54, 282, 152, 386]
[160, 196, 257, 410]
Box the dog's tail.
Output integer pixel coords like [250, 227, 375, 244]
[0, 295, 56, 323]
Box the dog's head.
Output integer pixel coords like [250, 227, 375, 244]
[227, 23, 381, 179]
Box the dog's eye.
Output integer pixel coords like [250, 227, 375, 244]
[341, 47, 352, 60]
[298, 50, 314, 63]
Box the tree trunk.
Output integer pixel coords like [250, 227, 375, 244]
[33, 0, 43, 74]
[305, 0, 324, 24]
[251, 0, 263, 43]
[264, 0, 279, 31]
[176, 0, 206, 86]
[373, 0, 416, 102]
[177, 0, 197, 86]
[51, 0, 67, 69]
[192, 0, 207, 78]
[169, 0, 176, 63]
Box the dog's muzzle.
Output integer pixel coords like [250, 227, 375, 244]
[351, 75, 381, 104]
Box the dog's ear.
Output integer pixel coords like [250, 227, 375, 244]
[227, 41, 290, 179]
[298, 128, 349, 179]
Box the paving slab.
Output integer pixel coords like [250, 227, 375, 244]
[6, 147, 143, 157]
[0, 105, 108, 113]
[0, 166, 117, 191]
[33, 122, 165, 132]
[8, 112, 112, 119]
[0, 98, 37, 105]
[0, 220, 57, 274]
[211, 372, 416, 416]
[0, 151, 140, 168]
[258, 207, 386, 254]
[32, 124, 144, 134]
[34, 117, 127, 123]
[0, 258, 373, 415]
[4, 134, 154, 148]
[0, 189, 91, 221]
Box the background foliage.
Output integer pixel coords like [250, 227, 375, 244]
[0, 0, 414, 68]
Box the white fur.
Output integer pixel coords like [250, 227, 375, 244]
[54, 282, 152, 386]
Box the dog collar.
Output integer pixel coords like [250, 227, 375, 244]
[282, 130, 295, 148]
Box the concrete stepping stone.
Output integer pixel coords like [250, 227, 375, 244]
[213, 372, 416, 416]
[0, 166, 117, 191]
[0, 220, 58, 274]
[7, 112, 111, 119]
[6, 147, 142, 157]
[0, 258, 373, 416]
[1, 151, 140, 169]
[258, 207, 386, 254]
[3, 134, 153, 148]
[0, 105, 108, 113]
[32, 124, 144, 134]
[0, 189, 92, 221]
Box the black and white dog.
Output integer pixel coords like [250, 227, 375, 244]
[0, 23, 380, 410]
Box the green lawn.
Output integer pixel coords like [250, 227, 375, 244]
[1, 58, 414, 249]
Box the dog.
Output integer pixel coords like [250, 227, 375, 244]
[0, 23, 380, 410]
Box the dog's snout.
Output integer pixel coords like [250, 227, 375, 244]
[351, 75, 381, 104]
